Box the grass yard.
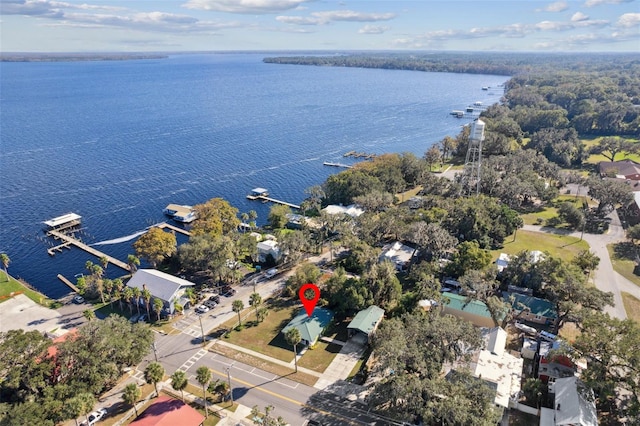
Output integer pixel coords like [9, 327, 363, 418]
[622, 292, 640, 323]
[496, 230, 590, 262]
[220, 299, 299, 363]
[298, 340, 342, 372]
[607, 242, 640, 288]
[520, 195, 590, 226]
[0, 271, 54, 306]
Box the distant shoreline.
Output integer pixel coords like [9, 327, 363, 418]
[0, 53, 168, 62]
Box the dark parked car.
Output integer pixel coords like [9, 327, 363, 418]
[221, 287, 236, 296]
[209, 295, 220, 303]
[204, 300, 217, 309]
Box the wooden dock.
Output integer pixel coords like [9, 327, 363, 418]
[251, 196, 300, 210]
[323, 162, 353, 169]
[155, 222, 191, 236]
[57, 274, 79, 293]
[48, 241, 73, 255]
[47, 230, 131, 271]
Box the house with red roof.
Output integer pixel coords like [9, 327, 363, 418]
[128, 395, 204, 426]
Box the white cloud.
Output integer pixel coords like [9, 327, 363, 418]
[358, 25, 389, 34]
[311, 10, 395, 22]
[543, 1, 569, 12]
[276, 9, 395, 26]
[617, 12, 640, 27]
[182, 0, 312, 14]
[571, 11, 589, 21]
[0, 0, 123, 16]
[585, 0, 634, 7]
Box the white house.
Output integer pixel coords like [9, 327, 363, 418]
[380, 241, 415, 271]
[470, 327, 524, 410]
[126, 269, 195, 315]
[257, 239, 280, 263]
[540, 376, 598, 426]
[322, 204, 364, 218]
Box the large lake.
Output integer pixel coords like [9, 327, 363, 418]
[0, 53, 507, 298]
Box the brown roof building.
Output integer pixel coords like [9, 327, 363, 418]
[129, 395, 205, 426]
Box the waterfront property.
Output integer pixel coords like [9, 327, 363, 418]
[163, 204, 196, 223]
[347, 305, 385, 343]
[257, 239, 280, 263]
[281, 307, 334, 347]
[246, 187, 300, 209]
[43, 212, 82, 232]
[126, 269, 195, 315]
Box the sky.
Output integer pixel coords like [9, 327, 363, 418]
[0, 0, 638, 52]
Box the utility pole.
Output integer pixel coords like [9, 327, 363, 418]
[225, 363, 235, 404]
[198, 314, 205, 347]
[151, 342, 158, 362]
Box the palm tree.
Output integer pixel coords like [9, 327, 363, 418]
[284, 328, 302, 373]
[76, 392, 95, 426]
[104, 278, 114, 309]
[100, 255, 109, 271]
[83, 309, 96, 322]
[153, 297, 163, 321]
[240, 212, 250, 232]
[249, 292, 262, 323]
[114, 278, 124, 311]
[184, 287, 196, 307]
[144, 362, 165, 397]
[127, 254, 140, 272]
[0, 253, 10, 281]
[142, 288, 152, 318]
[248, 210, 258, 230]
[171, 370, 188, 402]
[232, 300, 244, 327]
[196, 366, 212, 418]
[123, 287, 134, 314]
[132, 287, 142, 315]
[122, 383, 141, 417]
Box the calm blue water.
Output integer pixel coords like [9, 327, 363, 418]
[0, 53, 506, 298]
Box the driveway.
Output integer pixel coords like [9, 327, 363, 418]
[522, 209, 640, 320]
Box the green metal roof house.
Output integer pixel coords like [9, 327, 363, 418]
[503, 292, 558, 327]
[347, 305, 385, 343]
[441, 292, 496, 328]
[282, 307, 334, 347]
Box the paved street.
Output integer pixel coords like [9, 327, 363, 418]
[522, 208, 640, 320]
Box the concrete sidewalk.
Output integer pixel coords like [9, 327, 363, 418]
[212, 339, 323, 378]
[313, 337, 366, 390]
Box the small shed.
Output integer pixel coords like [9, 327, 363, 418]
[347, 305, 385, 343]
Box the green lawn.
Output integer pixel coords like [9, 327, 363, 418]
[496, 230, 589, 262]
[520, 195, 590, 226]
[607, 242, 640, 288]
[298, 340, 342, 372]
[220, 299, 300, 363]
[622, 292, 640, 323]
[0, 271, 54, 306]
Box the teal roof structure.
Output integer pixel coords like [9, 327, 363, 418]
[347, 305, 385, 335]
[442, 292, 493, 319]
[282, 307, 334, 344]
[504, 292, 557, 319]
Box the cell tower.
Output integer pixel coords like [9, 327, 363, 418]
[460, 118, 485, 196]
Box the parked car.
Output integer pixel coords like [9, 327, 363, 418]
[138, 314, 148, 323]
[195, 305, 209, 314]
[73, 295, 85, 304]
[129, 313, 140, 323]
[209, 295, 220, 304]
[204, 300, 217, 309]
[265, 268, 278, 279]
[80, 407, 107, 426]
[221, 287, 236, 297]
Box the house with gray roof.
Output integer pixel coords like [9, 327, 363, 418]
[126, 269, 195, 315]
[540, 376, 598, 426]
[347, 305, 384, 343]
[281, 307, 334, 347]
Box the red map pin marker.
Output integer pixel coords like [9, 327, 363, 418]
[299, 283, 320, 317]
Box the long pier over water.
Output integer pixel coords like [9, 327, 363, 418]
[47, 229, 131, 271]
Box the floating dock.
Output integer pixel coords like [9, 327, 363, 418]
[343, 151, 377, 159]
[46, 229, 131, 271]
